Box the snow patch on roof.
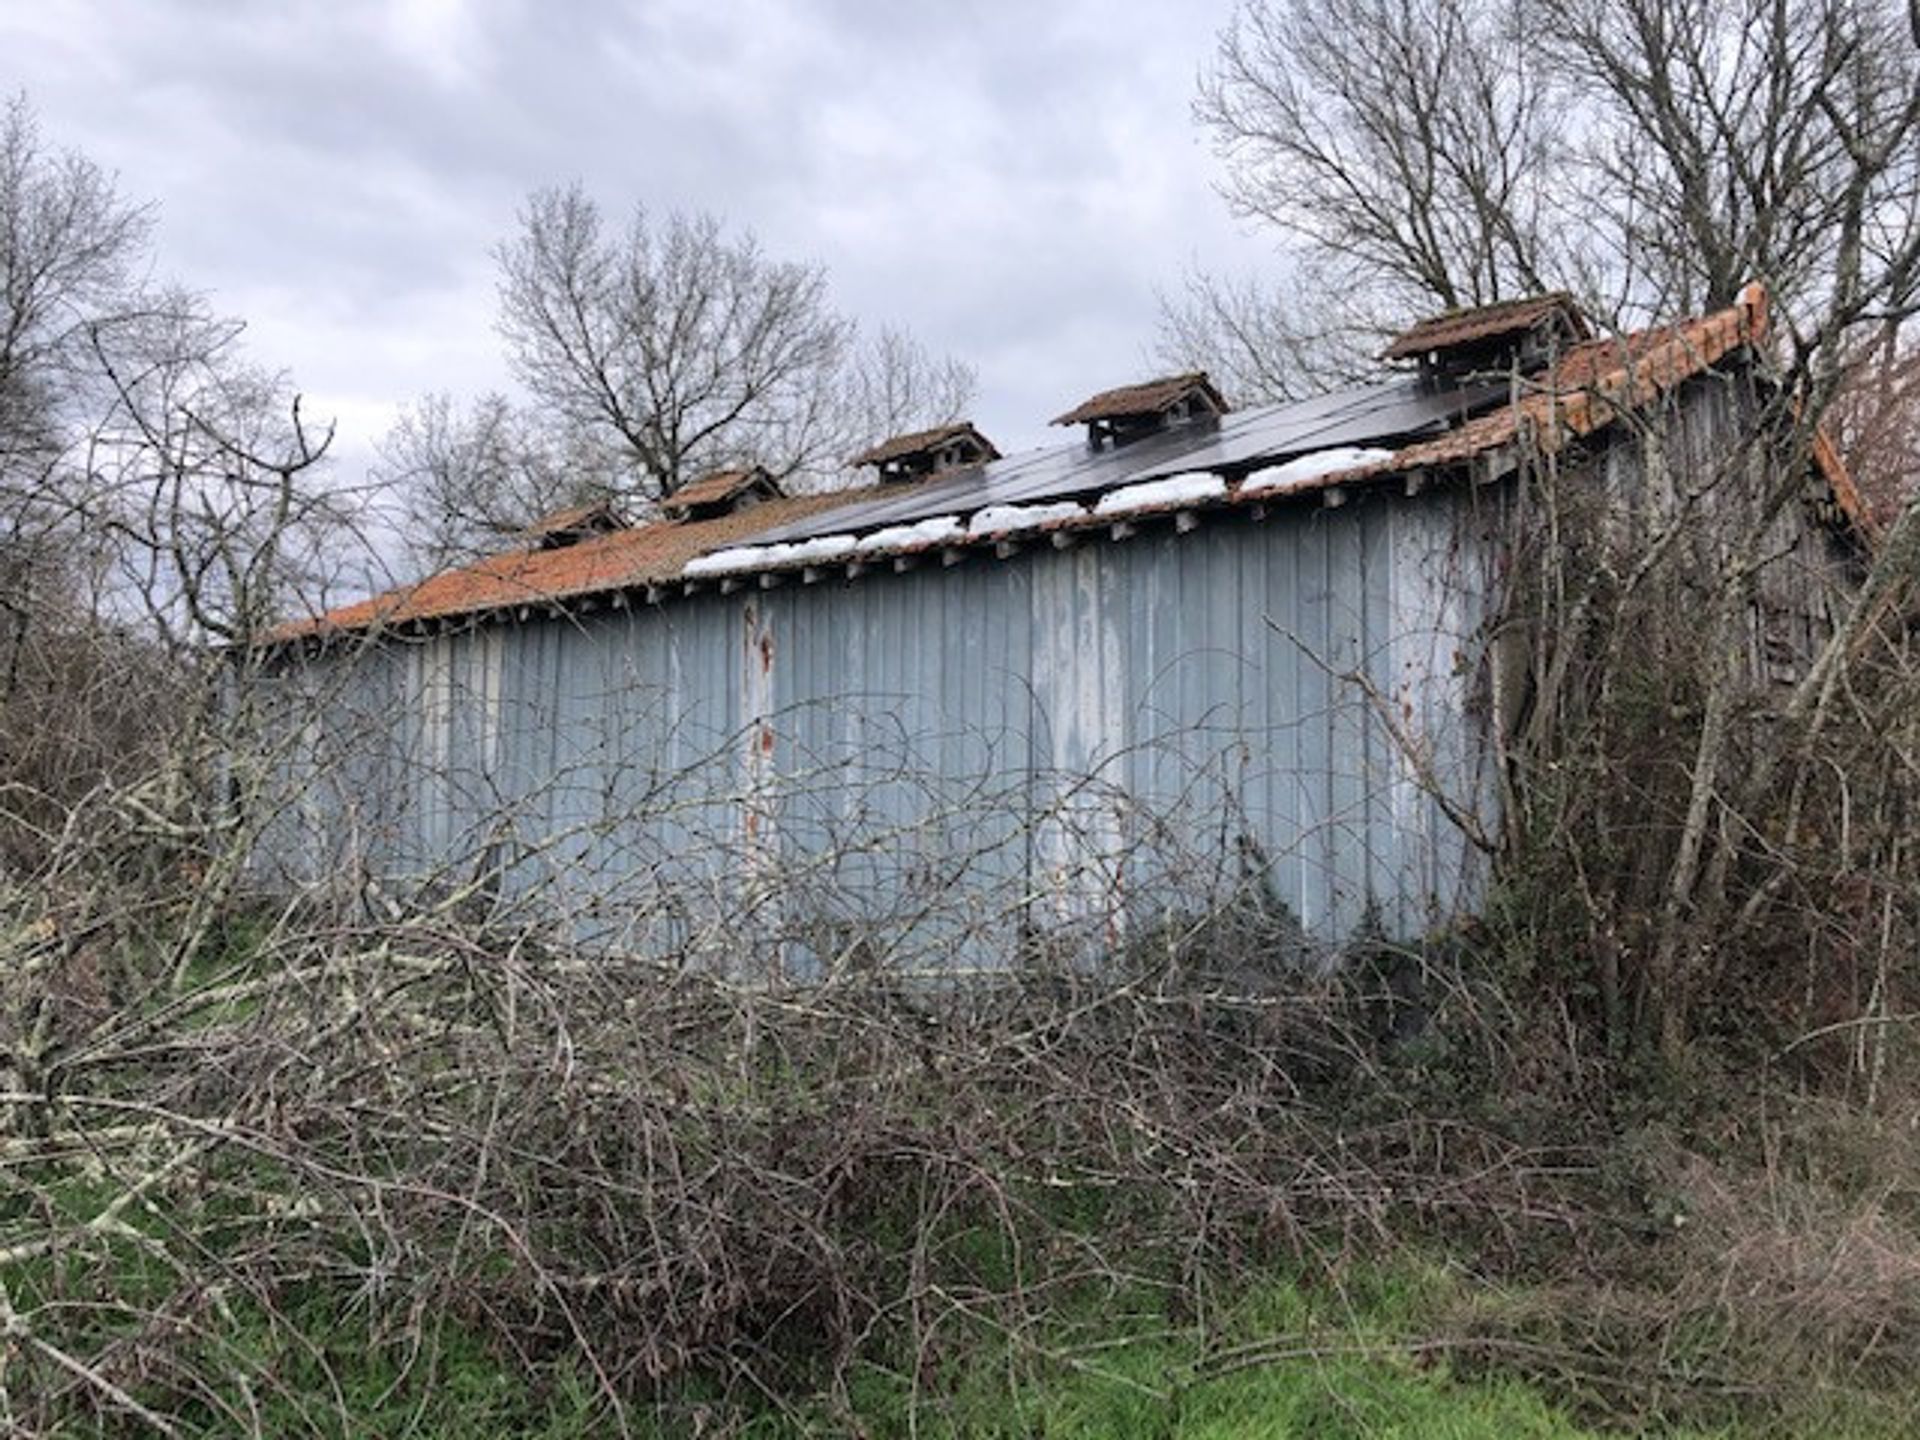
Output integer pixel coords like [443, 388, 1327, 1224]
[682, 532, 862, 578]
[1238, 447, 1397, 497]
[1092, 472, 1227, 518]
[786, 534, 858, 565]
[966, 500, 1088, 536]
[852, 515, 964, 555]
[682, 546, 768, 577]
[675, 517, 968, 580]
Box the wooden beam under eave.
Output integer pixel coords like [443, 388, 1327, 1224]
[1174, 510, 1199, 534]
[1109, 521, 1136, 541]
[995, 539, 1020, 559]
[940, 546, 966, 568]
[1477, 448, 1520, 484]
[1321, 487, 1347, 508]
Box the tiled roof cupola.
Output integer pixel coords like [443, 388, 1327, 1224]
[1052, 371, 1229, 449]
[851, 422, 1001, 483]
[662, 465, 784, 522]
[1382, 293, 1592, 386]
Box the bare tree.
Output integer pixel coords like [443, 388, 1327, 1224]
[0, 96, 365, 880]
[1190, 0, 1920, 381]
[494, 183, 974, 503]
[0, 94, 155, 695]
[79, 299, 346, 646]
[1552, 0, 1920, 322]
[1828, 327, 1920, 522]
[1198, 0, 1564, 321]
[376, 392, 627, 572]
[834, 325, 974, 445]
[496, 186, 846, 497]
[1155, 265, 1376, 405]
[0, 94, 153, 456]
[1187, 0, 1920, 1070]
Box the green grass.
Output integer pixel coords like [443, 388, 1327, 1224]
[30, 1249, 1919, 1436]
[760, 1263, 1623, 1440]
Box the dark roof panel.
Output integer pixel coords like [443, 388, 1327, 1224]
[744, 376, 1502, 547]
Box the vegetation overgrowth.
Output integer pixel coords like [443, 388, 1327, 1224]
[6, 0, 1920, 1427]
[5, 869, 1920, 1436]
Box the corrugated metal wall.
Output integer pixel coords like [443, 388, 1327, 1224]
[255, 485, 1500, 963]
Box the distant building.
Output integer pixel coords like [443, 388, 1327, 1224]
[256, 287, 1866, 964]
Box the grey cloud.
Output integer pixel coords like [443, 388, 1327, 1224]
[1, 0, 1267, 467]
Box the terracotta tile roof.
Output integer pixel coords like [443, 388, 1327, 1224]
[663, 466, 777, 514]
[1381, 290, 1743, 467]
[1381, 292, 1591, 360]
[271, 484, 898, 641]
[269, 285, 1864, 643]
[1357, 284, 1867, 534]
[850, 422, 999, 468]
[1051, 372, 1229, 427]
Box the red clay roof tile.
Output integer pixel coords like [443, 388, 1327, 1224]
[273, 287, 1863, 642]
[272, 484, 897, 641]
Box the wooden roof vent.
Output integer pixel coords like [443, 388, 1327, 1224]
[1051, 371, 1229, 449]
[518, 499, 628, 550]
[1382, 293, 1592, 387]
[850, 422, 1001, 483]
[662, 465, 784, 522]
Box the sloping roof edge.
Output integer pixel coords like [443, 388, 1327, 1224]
[268, 286, 1865, 645]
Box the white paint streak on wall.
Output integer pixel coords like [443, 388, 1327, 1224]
[1031, 544, 1126, 925]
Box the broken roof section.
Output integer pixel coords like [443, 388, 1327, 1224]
[272, 286, 1863, 643]
[1051, 371, 1229, 427]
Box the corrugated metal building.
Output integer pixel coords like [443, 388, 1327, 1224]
[253, 288, 1866, 965]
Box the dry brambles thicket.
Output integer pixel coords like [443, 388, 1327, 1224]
[4, 361, 1920, 1435]
[8, 7, 1920, 1423]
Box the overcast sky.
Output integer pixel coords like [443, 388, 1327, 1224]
[3, 0, 1276, 483]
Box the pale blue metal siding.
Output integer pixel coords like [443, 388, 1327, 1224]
[256, 486, 1498, 959]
